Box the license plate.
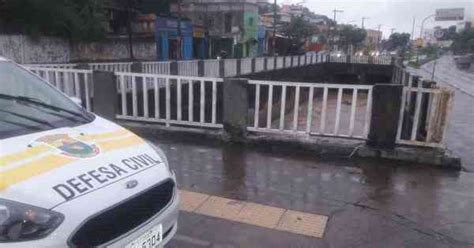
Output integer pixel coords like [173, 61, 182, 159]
[126, 225, 163, 248]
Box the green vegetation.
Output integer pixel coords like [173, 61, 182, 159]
[0, 0, 107, 42]
[335, 24, 367, 53]
[281, 16, 311, 49]
[451, 27, 474, 55]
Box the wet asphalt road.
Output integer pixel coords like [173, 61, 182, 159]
[138, 132, 474, 248]
[408, 56, 474, 172]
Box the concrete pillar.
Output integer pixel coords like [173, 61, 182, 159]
[263, 57, 268, 71]
[219, 59, 225, 78]
[92, 71, 117, 120]
[74, 64, 90, 109]
[236, 59, 242, 76]
[223, 78, 248, 142]
[170, 61, 178, 75]
[283, 56, 286, 67]
[367, 84, 403, 149]
[251, 58, 256, 73]
[274, 56, 277, 69]
[198, 60, 205, 77]
[131, 62, 143, 73]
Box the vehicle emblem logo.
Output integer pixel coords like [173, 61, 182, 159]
[36, 134, 100, 158]
[126, 180, 139, 189]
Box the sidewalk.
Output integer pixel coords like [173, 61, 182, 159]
[140, 132, 474, 247]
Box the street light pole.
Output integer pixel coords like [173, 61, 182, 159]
[333, 9, 343, 22]
[177, 0, 182, 60]
[331, 9, 343, 52]
[419, 14, 435, 39]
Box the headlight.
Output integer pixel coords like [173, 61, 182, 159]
[0, 199, 64, 242]
[147, 142, 171, 172]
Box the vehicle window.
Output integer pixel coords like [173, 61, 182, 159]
[0, 62, 94, 139]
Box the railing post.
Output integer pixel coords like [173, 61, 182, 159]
[73, 64, 90, 109]
[346, 55, 351, 63]
[263, 57, 268, 71]
[219, 59, 225, 78]
[283, 56, 286, 68]
[92, 71, 117, 120]
[368, 56, 374, 64]
[310, 54, 314, 64]
[367, 84, 404, 149]
[274, 56, 277, 69]
[131, 62, 143, 73]
[236, 59, 242, 76]
[251, 58, 256, 73]
[223, 78, 248, 142]
[198, 60, 205, 77]
[170, 61, 178, 75]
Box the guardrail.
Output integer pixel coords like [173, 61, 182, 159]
[89, 62, 132, 72]
[28, 67, 93, 111]
[142, 61, 171, 75]
[178, 60, 199, 77]
[248, 80, 373, 139]
[115, 72, 223, 128]
[24, 63, 77, 69]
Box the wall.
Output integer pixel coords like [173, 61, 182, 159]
[0, 35, 70, 63]
[71, 36, 157, 62]
[0, 34, 157, 63]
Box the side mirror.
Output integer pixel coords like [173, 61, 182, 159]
[70, 97, 83, 107]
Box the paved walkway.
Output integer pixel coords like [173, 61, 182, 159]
[408, 56, 474, 172]
[137, 132, 474, 248]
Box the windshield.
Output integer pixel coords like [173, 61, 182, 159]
[0, 61, 94, 139]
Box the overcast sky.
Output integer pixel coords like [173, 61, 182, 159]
[278, 0, 473, 39]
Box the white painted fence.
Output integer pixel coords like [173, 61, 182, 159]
[276, 57, 284, 69]
[178, 60, 199, 76]
[267, 57, 275, 70]
[142, 61, 170, 75]
[204, 60, 220, 77]
[223, 59, 237, 77]
[285, 56, 292, 67]
[27, 67, 93, 111]
[240, 58, 253, 75]
[89, 62, 132, 72]
[115, 72, 223, 128]
[248, 80, 373, 139]
[24, 63, 77, 69]
[396, 85, 454, 148]
[351, 56, 369, 64]
[255, 57, 265, 72]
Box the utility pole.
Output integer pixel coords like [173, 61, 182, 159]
[390, 28, 396, 36]
[331, 9, 343, 52]
[272, 0, 277, 56]
[177, 0, 182, 60]
[126, 0, 135, 60]
[361, 17, 369, 29]
[411, 17, 416, 40]
[376, 24, 382, 52]
[333, 9, 343, 22]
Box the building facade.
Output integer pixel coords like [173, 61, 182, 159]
[171, 0, 260, 58]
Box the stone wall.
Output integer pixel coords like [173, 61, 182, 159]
[0, 35, 70, 64]
[0, 34, 157, 63]
[71, 36, 156, 62]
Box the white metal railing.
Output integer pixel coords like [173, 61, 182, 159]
[373, 56, 392, 65]
[178, 60, 199, 77]
[397, 86, 454, 148]
[24, 63, 77, 69]
[267, 57, 275, 70]
[89, 62, 132, 72]
[115, 72, 223, 128]
[276, 57, 284, 69]
[142, 61, 171, 75]
[240, 58, 252, 75]
[285, 56, 292, 67]
[27, 67, 93, 111]
[351, 56, 369, 64]
[248, 80, 373, 139]
[255, 57, 265, 72]
[329, 55, 346, 63]
[205, 59, 220, 77]
[223, 59, 237, 77]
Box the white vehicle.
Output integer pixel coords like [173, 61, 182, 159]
[0, 57, 179, 247]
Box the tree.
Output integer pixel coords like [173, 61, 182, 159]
[451, 27, 474, 55]
[385, 32, 410, 52]
[281, 16, 311, 52]
[334, 24, 366, 53]
[0, 0, 106, 42]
